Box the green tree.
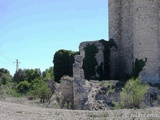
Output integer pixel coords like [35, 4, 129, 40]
[0, 68, 12, 85]
[13, 69, 26, 83]
[13, 68, 41, 83]
[53, 49, 79, 82]
[30, 79, 52, 103]
[16, 80, 31, 94]
[42, 67, 54, 79]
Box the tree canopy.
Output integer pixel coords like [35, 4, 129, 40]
[53, 49, 79, 83]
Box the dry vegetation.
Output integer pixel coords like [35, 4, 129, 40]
[0, 98, 160, 120]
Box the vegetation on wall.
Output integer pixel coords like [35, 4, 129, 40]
[82, 44, 98, 80]
[96, 62, 104, 80]
[82, 39, 117, 80]
[53, 49, 79, 83]
[130, 58, 147, 79]
[99, 39, 117, 80]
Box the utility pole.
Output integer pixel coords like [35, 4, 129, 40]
[14, 59, 21, 72]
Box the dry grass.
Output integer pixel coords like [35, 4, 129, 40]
[0, 97, 160, 120]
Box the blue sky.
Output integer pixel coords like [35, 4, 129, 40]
[0, 0, 108, 75]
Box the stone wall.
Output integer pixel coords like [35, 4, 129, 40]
[72, 54, 91, 110]
[109, 0, 160, 84]
[132, 0, 160, 83]
[60, 76, 74, 109]
[73, 55, 84, 79]
[109, 0, 122, 79]
[109, 0, 133, 79]
[79, 41, 104, 79]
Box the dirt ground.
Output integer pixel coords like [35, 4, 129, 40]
[0, 99, 160, 120]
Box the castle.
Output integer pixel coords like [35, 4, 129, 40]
[59, 0, 160, 110]
[109, 0, 160, 84]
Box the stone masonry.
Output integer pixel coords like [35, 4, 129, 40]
[109, 0, 160, 84]
[73, 54, 90, 110]
[79, 41, 104, 79]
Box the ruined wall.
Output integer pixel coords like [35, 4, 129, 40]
[60, 76, 74, 109]
[73, 55, 84, 79]
[79, 41, 104, 79]
[73, 54, 90, 110]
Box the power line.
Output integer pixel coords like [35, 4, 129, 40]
[0, 50, 13, 63]
[13, 59, 21, 72]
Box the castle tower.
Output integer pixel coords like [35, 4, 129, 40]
[109, 0, 160, 84]
[109, 0, 134, 79]
[132, 0, 160, 83]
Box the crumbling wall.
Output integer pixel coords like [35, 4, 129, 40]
[73, 54, 91, 110]
[60, 76, 74, 109]
[73, 55, 84, 79]
[79, 41, 104, 79]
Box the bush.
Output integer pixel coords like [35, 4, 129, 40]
[30, 79, 52, 103]
[16, 80, 31, 94]
[117, 78, 149, 109]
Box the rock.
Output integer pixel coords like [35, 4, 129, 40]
[73, 55, 84, 79]
[73, 78, 91, 110]
[142, 86, 160, 107]
[60, 76, 74, 109]
[46, 79, 56, 94]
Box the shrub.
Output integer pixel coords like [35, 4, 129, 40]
[30, 79, 52, 103]
[118, 78, 149, 108]
[16, 80, 31, 94]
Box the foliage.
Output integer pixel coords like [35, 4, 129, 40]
[117, 78, 149, 109]
[13, 68, 41, 83]
[0, 68, 12, 85]
[130, 58, 147, 79]
[16, 80, 31, 94]
[42, 67, 54, 79]
[29, 79, 52, 102]
[82, 44, 98, 80]
[0, 67, 54, 100]
[53, 49, 79, 82]
[99, 39, 117, 80]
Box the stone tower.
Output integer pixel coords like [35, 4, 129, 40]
[109, 0, 160, 84]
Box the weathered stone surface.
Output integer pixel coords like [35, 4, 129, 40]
[142, 86, 160, 107]
[46, 79, 56, 94]
[73, 78, 91, 110]
[88, 80, 123, 110]
[79, 41, 104, 79]
[73, 55, 84, 79]
[60, 76, 74, 109]
[109, 0, 160, 84]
